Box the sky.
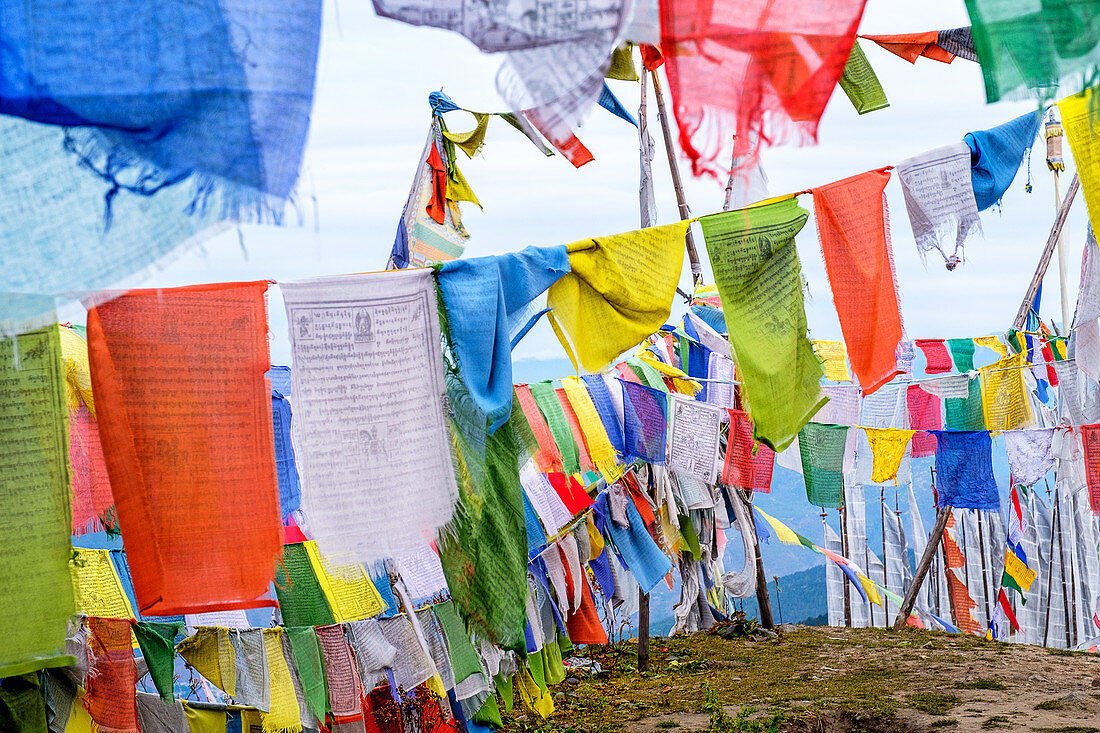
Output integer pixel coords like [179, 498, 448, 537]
[120, 0, 1092, 375]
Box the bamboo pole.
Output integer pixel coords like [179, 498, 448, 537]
[1013, 173, 1080, 330]
[893, 505, 953, 630]
[649, 69, 704, 286]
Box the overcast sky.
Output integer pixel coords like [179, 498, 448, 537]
[128, 0, 1090, 371]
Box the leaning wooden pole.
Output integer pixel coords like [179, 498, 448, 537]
[649, 68, 704, 286]
[745, 489, 775, 629]
[892, 505, 953, 630]
[1013, 173, 1080, 330]
[637, 586, 650, 672]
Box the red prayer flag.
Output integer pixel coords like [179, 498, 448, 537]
[906, 384, 941, 457]
[859, 32, 955, 64]
[563, 566, 609, 644]
[946, 568, 982, 635]
[1082, 424, 1100, 513]
[515, 385, 564, 473]
[426, 143, 448, 224]
[722, 409, 775, 492]
[640, 44, 664, 70]
[84, 617, 138, 732]
[997, 589, 1020, 632]
[915, 339, 953, 374]
[522, 108, 594, 168]
[88, 281, 282, 615]
[546, 472, 593, 515]
[659, 0, 869, 179]
[70, 404, 114, 533]
[812, 168, 903, 394]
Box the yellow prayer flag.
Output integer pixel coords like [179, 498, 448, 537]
[973, 335, 1007, 359]
[261, 628, 302, 733]
[177, 628, 236, 697]
[587, 515, 605, 560]
[980, 352, 1033, 431]
[65, 690, 97, 733]
[1004, 547, 1037, 593]
[70, 548, 135, 621]
[442, 112, 490, 158]
[813, 340, 851, 382]
[304, 541, 386, 623]
[59, 325, 95, 414]
[754, 507, 801, 546]
[864, 428, 915, 484]
[635, 351, 702, 396]
[183, 705, 228, 733]
[858, 574, 883, 607]
[1060, 89, 1100, 236]
[547, 221, 690, 372]
[561, 376, 622, 481]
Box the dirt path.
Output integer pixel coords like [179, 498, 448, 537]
[510, 626, 1100, 733]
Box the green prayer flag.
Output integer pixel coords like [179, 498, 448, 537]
[838, 40, 890, 114]
[701, 199, 826, 451]
[274, 543, 336, 628]
[945, 377, 985, 430]
[134, 621, 184, 702]
[798, 423, 849, 509]
[677, 513, 702, 561]
[606, 43, 639, 82]
[947, 338, 976, 373]
[965, 0, 1100, 102]
[541, 636, 566, 686]
[432, 601, 483, 687]
[0, 674, 47, 733]
[473, 694, 503, 727]
[1000, 570, 1025, 600]
[285, 626, 328, 722]
[625, 357, 670, 391]
[494, 672, 514, 712]
[439, 415, 529, 651]
[529, 382, 581, 476]
[0, 327, 77, 678]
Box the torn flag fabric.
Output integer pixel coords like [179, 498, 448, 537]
[701, 198, 826, 451]
[859, 30, 971, 64]
[658, 0, 870, 179]
[896, 143, 982, 268]
[812, 168, 903, 394]
[88, 282, 281, 616]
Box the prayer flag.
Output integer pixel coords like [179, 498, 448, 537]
[1082, 424, 1100, 512]
[1003, 546, 1037, 593]
[658, 0, 869, 178]
[864, 428, 915, 484]
[754, 507, 801, 547]
[561, 377, 621, 479]
[281, 270, 459, 567]
[859, 31, 961, 63]
[980, 352, 1033, 431]
[285, 627, 327, 723]
[723, 409, 776, 492]
[915, 339, 953, 374]
[70, 548, 136, 620]
[946, 338, 976, 373]
[88, 281, 280, 615]
[798, 423, 849, 509]
[966, 0, 1100, 102]
[906, 384, 942, 457]
[964, 112, 1042, 211]
[85, 617, 139, 732]
[305, 542, 387, 623]
[812, 168, 903, 393]
[934, 431, 1000, 511]
[701, 198, 826, 451]
[515, 385, 565, 473]
[437, 246, 570, 432]
[896, 144, 982, 268]
[945, 376, 985, 431]
[269, 366, 302, 520]
[1060, 89, 1100, 236]
[529, 382, 582, 476]
[0, 327, 76, 677]
[547, 221, 689, 372]
[838, 41, 890, 114]
[274, 542, 337, 628]
[812, 340, 852, 382]
[620, 379, 669, 464]
[133, 621, 183, 703]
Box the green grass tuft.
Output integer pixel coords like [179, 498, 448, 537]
[906, 693, 960, 716]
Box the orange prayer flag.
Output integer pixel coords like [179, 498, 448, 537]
[860, 32, 956, 64]
[87, 281, 281, 616]
[812, 168, 903, 395]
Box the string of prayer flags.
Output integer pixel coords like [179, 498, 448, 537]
[934, 431, 1000, 511]
[85, 617, 139, 732]
[281, 270, 459, 567]
[547, 221, 689, 372]
[88, 281, 280, 615]
[907, 384, 942, 457]
[515, 385, 565, 473]
[964, 111, 1042, 211]
[915, 339, 954, 374]
[812, 168, 904, 394]
[798, 423, 849, 509]
[896, 143, 982, 268]
[812, 341, 852, 382]
[1082, 424, 1100, 512]
[658, 0, 869, 178]
[865, 429, 915, 484]
[858, 30, 966, 63]
[701, 198, 826, 451]
[132, 622, 183, 703]
[437, 246, 570, 432]
[965, 0, 1100, 102]
[0, 327, 75, 677]
[980, 352, 1034, 431]
[620, 380, 669, 464]
[1060, 89, 1100, 235]
[838, 41, 890, 115]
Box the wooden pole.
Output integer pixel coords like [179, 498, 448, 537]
[1055, 169, 1071, 330]
[638, 588, 650, 672]
[892, 505, 953, 630]
[1043, 486, 1058, 647]
[881, 489, 890, 626]
[745, 490, 775, 629]
[649, 69, 704, 286]
[1013, 173, 1080, 330]
[840, 508, 852, 627]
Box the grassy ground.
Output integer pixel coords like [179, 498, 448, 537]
[501, 625, 1100, 733]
